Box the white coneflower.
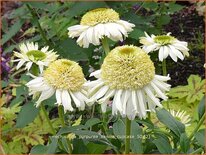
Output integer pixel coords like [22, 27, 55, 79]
[26, 59, 89, 112]
[170, 110, 191, 127]
[139, 32, 189, 62]
[13, 42, 58, 73]
[68, 8, 135, 48]
[86, 45, 171, 120]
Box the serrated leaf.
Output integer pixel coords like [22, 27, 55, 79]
[169, 75, 205, 104]
[169, 86, 189, 98]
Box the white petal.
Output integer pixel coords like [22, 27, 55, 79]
[113, 89, 123, 113]
[36, 87, 55, 107]
[136, 90, 146, 118]
[168, 46, 178, 62]
[150, 82, 168, 100]
[62, 90, 73, 112]
[92, 85, 109, 100]
[144, 86, 162, 108]
[90, 70, 101, 78]
[169, 45, 184, 60]
[159, 47, 164, 61]
[56, 89, 62, 105]
[122, 90, 130, 116]
[16, 60, 26, 70]
[69, 91, 81, 108]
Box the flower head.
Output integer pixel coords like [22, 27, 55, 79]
[68, 8, 135, 48]
[13, 42, 58, 73]
[86, 45, 171, 120]
[139, 32, 189, 62]
[26, 59, 89, 112]
[170, 109, 191, 126]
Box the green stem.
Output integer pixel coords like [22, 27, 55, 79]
[175, 113, 205, 153]
[26, 4, 54, 48]
[40, 104, 56, 135]
[58, 105, 65, 127]
[162, 59, 167, 76]
[58, 106, 73, 154]
[188, 113, 205, 140]
[162, 59, 170, 111]
[101, 37, 110, 56]
[125, 117, 131, 154]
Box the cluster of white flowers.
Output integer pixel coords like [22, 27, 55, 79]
[14, 8, 189, 120]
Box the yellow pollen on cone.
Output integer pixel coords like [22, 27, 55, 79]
[43, 59, 85, 91]
[101, 45, 155, 90]
[80, 8, 120, 26]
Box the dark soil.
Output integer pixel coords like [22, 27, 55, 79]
[165, 5, 205, 86]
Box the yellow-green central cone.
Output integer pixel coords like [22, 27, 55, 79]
[80, 8, 120, 26]
[43, 59, 85, 91]
[101, 45, 155, 90]
[154, 35, 176, 45]
[26, 50, 46, 61]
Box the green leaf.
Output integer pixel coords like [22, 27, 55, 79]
[71, 130, 118, 152]
[66, 2, 108, 17]
[169, 75, 205, 104]
[129, 28, 144, 40]
[180, 133, 190, 153]
[85, 118, 101, 128]
[169, 86, 189, 98]
[16, 102, 39, 128]
[1, 80, 8, 88]
[130, 121, 143, 153]
[24, 2, 48, 9]
[156, 108, 185, 137]
[87, 142, 107, 154]
[56, 38, 88, 61]
[9, 5, 29, 19]
[157, 15, 171, 26]
[30, 145, 48, 154]
[142, 2, 158, 11]
[198, 96, 205, 120]
[2, 19, 25, 45]
[153, 137, 173, 154]
[46, 137, 58, 153]
[16, 85, 28, 97]
[57, 125, 87, 135]
[194, 129, 205, 147]
[167, 3, 184, 13]
[113, 119, 125, 141]
[72, 139, 88, 154]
